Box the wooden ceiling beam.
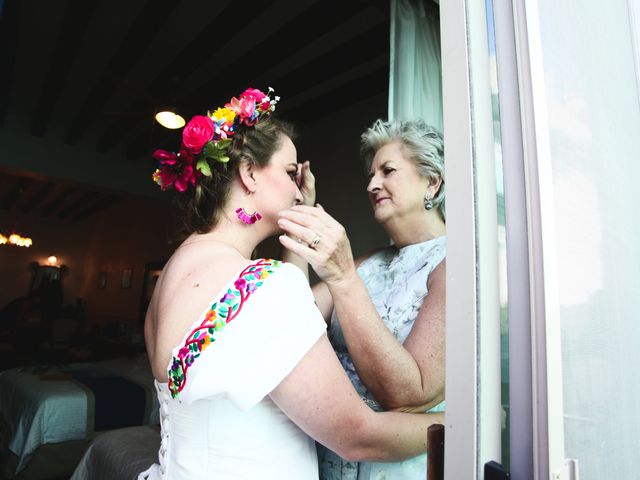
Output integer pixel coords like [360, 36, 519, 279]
[73, 194, 120, 222]
[63, 0, 182, 146]
[0, 0, 20, 127]
[124, 0, 369, 160]
[40, 186, 78, 217]
[96, 0, 271, 154]
[182, 0, 366, 116]
[30, 0, 96, 137]
[1, 177, 32, 211]
[22, 181, 56, 214]
[284, 66, 389, 124]
[58, 191, 100, 219]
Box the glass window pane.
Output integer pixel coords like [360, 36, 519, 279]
[537, 0, 640, 477]
[485, 0, 510, 470]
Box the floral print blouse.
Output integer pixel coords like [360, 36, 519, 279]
[319, 236, 446, 480]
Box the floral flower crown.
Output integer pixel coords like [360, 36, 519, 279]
[152, 87, 279, 192]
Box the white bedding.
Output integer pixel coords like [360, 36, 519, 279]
[70, 425, 160, 480]
[0, 353, 159, 475]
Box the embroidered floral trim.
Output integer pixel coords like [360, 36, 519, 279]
[167, 258, 282, 398]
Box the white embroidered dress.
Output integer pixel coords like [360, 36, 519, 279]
[138, 259, 326, 480]
[319, 236, 446, 480]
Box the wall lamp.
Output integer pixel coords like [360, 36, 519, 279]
[155, 107, 185, 130]
[0, 232, 33, 247]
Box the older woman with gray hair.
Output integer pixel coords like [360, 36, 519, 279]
[278, 118, 446, 479]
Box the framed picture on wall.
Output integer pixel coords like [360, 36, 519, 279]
[97, 271, 107, 289]
[121, 268, 133, 289]
[139, 260, 166, 325]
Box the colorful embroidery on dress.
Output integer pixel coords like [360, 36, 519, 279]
[167, 258, 282, 398]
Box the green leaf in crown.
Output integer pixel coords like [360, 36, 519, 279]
[203, 139, 231, 163]
[196, 158, 212, 176]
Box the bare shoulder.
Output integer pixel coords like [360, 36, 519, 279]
[157, 244, 250, 301]
[147, 243, 254, 380]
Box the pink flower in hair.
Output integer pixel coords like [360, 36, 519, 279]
[225, 96, 257, 126]
[182, 115, 215, 155]
[240, 88, 267, 103]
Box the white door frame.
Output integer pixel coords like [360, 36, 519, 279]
[446, 0, 569, 478]
[440, 0, 502, 478]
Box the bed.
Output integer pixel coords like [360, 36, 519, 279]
[0, 353, 159, 479]
[70, 425, 160, 480]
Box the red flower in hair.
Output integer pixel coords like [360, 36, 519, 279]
[153, 149, 178, 165]
[174, 165, 197, 192]
[152, 87, 279, 192]
[154, 167, 177, 190]
[182, 116, 215, 155]
[178, 148, 194, 165]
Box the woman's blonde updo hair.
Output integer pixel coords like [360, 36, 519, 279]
[360, 118, 445, 221]
[175, 117, 295, 238]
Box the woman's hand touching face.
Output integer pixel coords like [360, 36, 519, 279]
[277, 205, 356, 286]
[296, 160, 316, 207]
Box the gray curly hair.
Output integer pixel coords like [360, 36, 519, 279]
[360, 118, 445, 221]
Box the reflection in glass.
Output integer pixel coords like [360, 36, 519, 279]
[485, 0, 510, 470]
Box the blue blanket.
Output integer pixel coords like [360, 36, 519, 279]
[70, 370, 147, 431]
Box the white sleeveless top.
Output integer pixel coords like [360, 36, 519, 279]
[138, 259, 326, 480]
[319, 237, 446, 480]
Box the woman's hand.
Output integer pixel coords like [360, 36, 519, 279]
[297, 160, 316, 207]
[278, 205, 357, 286]
[280, 161, 315, 278]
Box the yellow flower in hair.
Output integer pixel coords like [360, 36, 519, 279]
[210, 107, 236, 123]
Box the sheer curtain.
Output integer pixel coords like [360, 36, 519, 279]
[388, 0, 442, 129]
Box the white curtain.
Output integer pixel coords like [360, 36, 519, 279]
[388, 0, 442, 130]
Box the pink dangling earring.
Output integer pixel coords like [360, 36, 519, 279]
[235, 207, 262, 225]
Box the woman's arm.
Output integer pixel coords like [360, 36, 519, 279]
[269, 333, 443, 462]
[311, 281, 334, 325]
[278, 205, 445, 411]
[309, 251, 381, 326]
[329, 259, 445, 411]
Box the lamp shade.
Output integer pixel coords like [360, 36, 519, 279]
[155, 108, 185, 129]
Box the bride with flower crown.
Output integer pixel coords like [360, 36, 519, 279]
[136, 87, 442, 479]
